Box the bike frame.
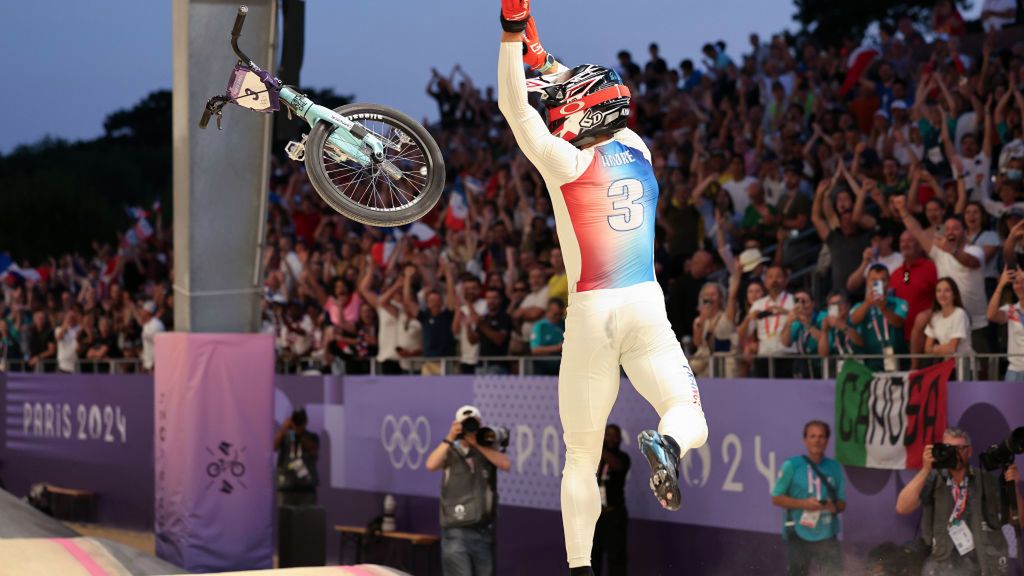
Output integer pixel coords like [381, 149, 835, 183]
[216, 6, 385, 166]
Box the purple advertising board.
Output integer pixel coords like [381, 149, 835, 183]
[0, 372, 154, 527]
[338, 375, 1024, 545]
[153, 333, 275, 572]
[1, 370, 1021, 569]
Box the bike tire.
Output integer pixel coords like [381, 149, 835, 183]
[305, 103, 446, 228]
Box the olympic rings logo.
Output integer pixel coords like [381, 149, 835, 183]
[380, 415, 431, 470]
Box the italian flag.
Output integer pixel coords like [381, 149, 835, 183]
[834, 359, 952, 469]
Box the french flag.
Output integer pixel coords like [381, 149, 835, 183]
[838, 43, 880, 98]
[1, 263, 42, 285]
[444, 175, 483, 232]
[407, 221, 441, 249]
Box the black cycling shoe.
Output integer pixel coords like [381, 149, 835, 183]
[569, 567, 594, 576]
[637, 430, 682, 511]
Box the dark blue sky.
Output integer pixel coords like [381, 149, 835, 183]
[0, 1, 983, 154]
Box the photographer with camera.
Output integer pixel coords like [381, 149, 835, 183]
[771, 420, 846, 576]
[896, 427, 1022, 575]
[274, 408, 320, 506]
[425, 405, 511, 576]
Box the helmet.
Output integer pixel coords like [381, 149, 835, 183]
[527, 64, 631, 146]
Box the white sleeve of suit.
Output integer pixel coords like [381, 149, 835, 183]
[497, 42, 582, 182]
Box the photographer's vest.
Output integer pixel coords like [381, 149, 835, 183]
[440, 442, 497, 529]
[920, 469, 1009, 575]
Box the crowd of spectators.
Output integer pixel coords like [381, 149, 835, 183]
[3, 1, 1024, 380]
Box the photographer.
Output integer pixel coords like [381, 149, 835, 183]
[895, 428, 1020, 575]
[274, 408, 320, 506]
[771, 420, 846, 576]
[425, 406, 511, 576]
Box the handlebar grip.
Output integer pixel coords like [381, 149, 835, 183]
[231, 5, 248, 37]
[199, 107, 213, 129]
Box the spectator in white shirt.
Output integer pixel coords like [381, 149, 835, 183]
[846, 225, 904, 294]
[137, 300, 165, 373]
[925, 278, 974, 357]
[55, 306, 82, 373]
[722, 155, 758, 216]
[987, 266, 1024, 381]
[745, 265, 795, 377]
[901, 208, 989, 354]
[512, 266, 550, 347]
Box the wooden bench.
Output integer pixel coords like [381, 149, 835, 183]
[335, 525, 439, 575]
[45, 485, 96, 522]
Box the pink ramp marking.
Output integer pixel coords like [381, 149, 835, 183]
[51, 538, 110, 576]
[337, 567, 384, 576]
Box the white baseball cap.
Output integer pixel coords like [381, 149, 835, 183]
[455, 405, 482, 423]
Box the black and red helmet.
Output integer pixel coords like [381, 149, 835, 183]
[527, 64, 631, 146]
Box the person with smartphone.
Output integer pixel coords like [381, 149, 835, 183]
[819, 292, 864, 365]
[850, 265, 908, 371]
[747, 265, 796, 377]
[986, 266, 1024, 380]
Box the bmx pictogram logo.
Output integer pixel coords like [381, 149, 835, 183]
[205, 441, 248, 494]
[380, 415, 431, 470]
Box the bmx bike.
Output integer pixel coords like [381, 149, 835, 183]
[200, 6, 446, 227]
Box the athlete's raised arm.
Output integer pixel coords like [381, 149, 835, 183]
[497, 5, 580, 180]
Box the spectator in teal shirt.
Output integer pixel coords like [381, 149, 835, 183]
[820, 291, 865, 359]
[771, 420, 846, 576]
[850, 265, 908, 372]
[780, 290, 825, 378]
[530, 299, 565, 376]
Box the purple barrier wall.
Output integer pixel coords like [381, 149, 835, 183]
[0, 372, 154, 527]
[2, 372, 1021, 574]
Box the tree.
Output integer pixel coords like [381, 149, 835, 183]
[0, 86, 353, 263]
[793, 0, 972, 47]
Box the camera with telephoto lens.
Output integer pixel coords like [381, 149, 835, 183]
[931, 443, 959, 470]
[476, 426, 510, 450]
[980, 427, 1024, 471]
[461, 416, 509, 450]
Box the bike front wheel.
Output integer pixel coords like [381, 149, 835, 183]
[305, 103, 446, 227]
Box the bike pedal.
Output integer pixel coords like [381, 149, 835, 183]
[284, 134, 307, 161]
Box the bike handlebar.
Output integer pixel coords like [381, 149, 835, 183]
[199, 107, 213, 129]
[232, 5, 248, 38]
